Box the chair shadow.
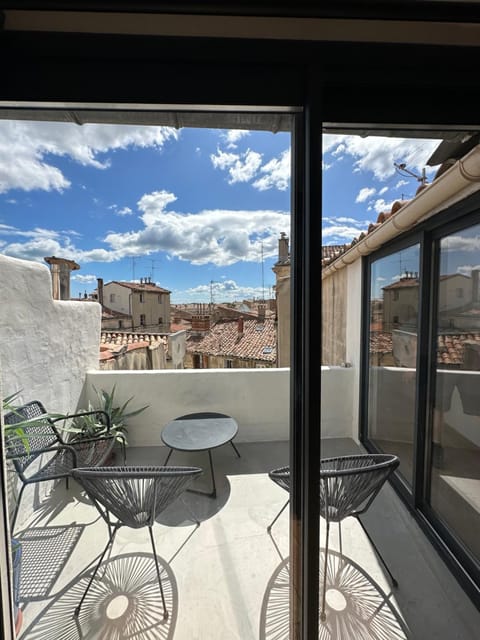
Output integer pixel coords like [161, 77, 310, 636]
[19, 552, 177, 640]
[11, 477, 93, 534]
[156, 475, 232, 526]
[259, 551, 410, 640]
[15, 523, 85, 602]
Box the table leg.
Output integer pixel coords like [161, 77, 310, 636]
[164, 448, 173, 465]
[208, 449, 216, 498]
[230, 440, 241, 458]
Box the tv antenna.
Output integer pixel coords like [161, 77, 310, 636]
[261, 241, 265, 303]
[210, 280, 217, 310]
[394, 162, 427, 186]
[150, 259, 160, 283]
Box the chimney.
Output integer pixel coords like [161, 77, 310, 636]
[472, 269, 480, 303]
[44, 256, 80, 300]
[191, 315, 210, 333]
[97, 278, 104, 306]
[237, 317, 244, 336]
[278, 233, 289, 262]
[258, 303, 266, 322]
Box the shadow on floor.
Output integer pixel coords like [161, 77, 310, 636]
[15, 523, 85, 602]
[259, 551, 409, 640]
[20, 553, 177, 640]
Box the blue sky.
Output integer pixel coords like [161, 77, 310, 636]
[0, 120, 442, 302]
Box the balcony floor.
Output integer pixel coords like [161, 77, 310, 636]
[14, 438, 480, 640]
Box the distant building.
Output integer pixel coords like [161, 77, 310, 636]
[100, 329, 186, 370]
[272, 233, 291, 367]
[102, 278, 171, 332]
[186, 314, 276, 368]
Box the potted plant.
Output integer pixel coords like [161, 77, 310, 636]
[67, 385, 148, 462]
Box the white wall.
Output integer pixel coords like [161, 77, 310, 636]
[85, 366, 356, 446]
[86, 368, 290, 445]
[0, 254, 101, 413]
[321, 366, 356, 439]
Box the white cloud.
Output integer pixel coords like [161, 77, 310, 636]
[72, 274, 97, 283]
[0, 121, 179, 194]
[324, 216, 358, 224]
[178, 278, 268, 302]
[211, 146, 291, 191]
[442, 235, 480, 253]
[322, 224, 368, 242]
[103, 190, 289, 266]
[211, 148, 263, 184]
[379, 186, 388, 195]
[109, 204, 133, 216]
[376, 276, 386, 282]
[323, 134, 439, 181]
[356, 187, 376, 203]
[210, 148, 238, 170]
[1, 189, 290, 268]
[395, 179, 409, 189]
[332, 144, 346, 157]
[367, 198, 396, 214]
[253, 149, 290, 191]
[221, 130, 250, 149]
[229, 150, 263, 183]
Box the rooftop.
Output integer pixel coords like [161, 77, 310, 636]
[186, 317, 277, 363]
[108, 280, 171, 294]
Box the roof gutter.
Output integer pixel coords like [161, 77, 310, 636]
[322, 143, 480, 279]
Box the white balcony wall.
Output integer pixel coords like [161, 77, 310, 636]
[321, 366, 356, 439]
[85, 368, 290, 445]
[86, 366, 356, 446]
[0, 254, 101, 413]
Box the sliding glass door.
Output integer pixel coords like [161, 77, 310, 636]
[366, 242, 420, 488]
[429, 221, 480, 565]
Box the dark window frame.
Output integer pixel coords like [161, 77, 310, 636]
[2, 21, 480, 640]
[361, 190, 480, 608]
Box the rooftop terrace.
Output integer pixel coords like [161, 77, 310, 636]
[12, 436, 480, 640]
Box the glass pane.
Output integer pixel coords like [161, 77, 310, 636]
[430, 223, 480, 562]
[367, 244, 420, 486]
[0, 112, 293, 638]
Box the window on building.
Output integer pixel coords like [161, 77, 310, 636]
[140, 314, 146, 326]
[140, 293, 145, 303]
[224, 359, 233, 368]
[158, 294, 163, 303]
[456, 287, 464, 298]
[118, 320, 123, 329]
[158, 317, 163, 325]
[393, 290, 400, 301]
[110, 293, 115, 303]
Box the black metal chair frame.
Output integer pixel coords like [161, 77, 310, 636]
[4, 400, 117, 532]
[72, 465, 203, 620]
[267, 454, 400, 622]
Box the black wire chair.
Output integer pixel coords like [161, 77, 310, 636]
[4, 400, 116, 532]
[71, 465, 203, 620]
[267, 454, 400, 622]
